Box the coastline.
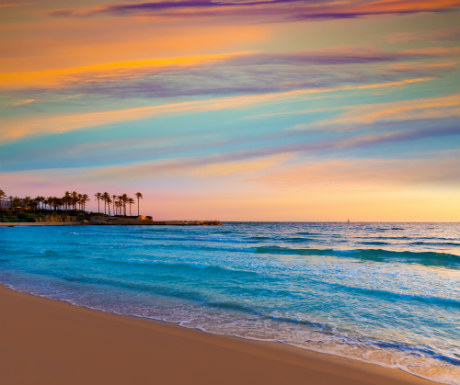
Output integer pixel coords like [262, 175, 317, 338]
[0, 219, 221, 226]
[0, 222, 80, 226]
[0, 285, 441, 385]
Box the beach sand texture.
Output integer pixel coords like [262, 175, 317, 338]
[0, 286, 440, 385]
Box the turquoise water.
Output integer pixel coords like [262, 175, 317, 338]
[1, 222, 459, 384]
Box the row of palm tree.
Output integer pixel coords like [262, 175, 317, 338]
[0, 190, 90, 213]
[94, 192, 143, 216]
[0, 188, 143, 216]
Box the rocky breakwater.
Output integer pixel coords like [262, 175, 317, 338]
[152, 220, 221, 226]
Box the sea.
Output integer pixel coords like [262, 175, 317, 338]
[1, 222, 459, 384]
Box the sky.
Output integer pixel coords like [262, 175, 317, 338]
[0, 0, 459, 221]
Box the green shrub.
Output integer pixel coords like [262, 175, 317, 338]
[17, 213, 36, 222]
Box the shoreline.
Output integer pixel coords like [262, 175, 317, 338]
[0, 284, 441, 385]
[0, 219, 221, 226]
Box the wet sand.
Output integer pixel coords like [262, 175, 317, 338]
[0, 285, 440, 385]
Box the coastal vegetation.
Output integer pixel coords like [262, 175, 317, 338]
[0, 188, 143, 223]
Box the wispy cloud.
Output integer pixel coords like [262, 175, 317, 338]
[386, 27, 460, 44]
[293, 0, 460, 21]
[383, 61, 459, 77]
[47, 0, 460, 22]
[1, 98, 36, 107]
[0, 77, 433, 142]
[292, 94, 460, 130]
[191, 154, 291, 177]
[252, 154, 460, 187]
[0, 51, 251, 89]
[37, 122, 458, 182]
[2, 46, 454, 105]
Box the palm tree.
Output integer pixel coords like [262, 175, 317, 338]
[12, 197, 21, 213]
[135, 192, 143, 216]
[69, 191, 77, 211]
[116, 195, 121, 215]
[95, 192, 102, 213]
[106, 196, 112, 216]
[35, 196, 45, 211]
[81, 194, 89, 212]
[70, 192, 76, 211]
[23, 196, 31, 211]
[112, 195, 116, 216]
[32, 197, 41, 213]
[102, 192, 110, 215]
[47, 197, 55, 211]
[0, 189, 5, 216]
[57, 197, 63, 211]
[0, 189, 5, 213]
[115, 200, 122, 216]
[77, 194, 82, 210]
[128, 197, 135, 216]
[63, 191, 71, 212]
[120, 194, 128, 216]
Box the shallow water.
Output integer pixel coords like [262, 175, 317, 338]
[1, 222, 459, 384]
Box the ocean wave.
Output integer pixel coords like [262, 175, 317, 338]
[122, 242, 257, 254]
[60, 273, 334, 329]
[2, 222, 460, 385]
[255, 246, 460, 268]
[282, 237, 315, 243]
[138, 235, 252, 244]
[15, 272, 460, 370]
[98, 257, 261, 278]
[308, 279, 460, 309]
[62, 274, 210, 303]
[38, 254, 460, 308]
[409, 241, 460, 247]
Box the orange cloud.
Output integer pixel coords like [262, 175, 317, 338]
[0, 51, 252, 89]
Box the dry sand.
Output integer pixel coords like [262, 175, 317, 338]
[0, 285, 440, 385]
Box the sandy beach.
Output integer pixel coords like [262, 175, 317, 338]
[0, 285, 440, 385]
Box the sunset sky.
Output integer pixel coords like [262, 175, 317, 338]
[1, 0, 459, 221]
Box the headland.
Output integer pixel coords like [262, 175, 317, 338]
[0, 216, 221, 226]
[0, 189, 221, 226]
